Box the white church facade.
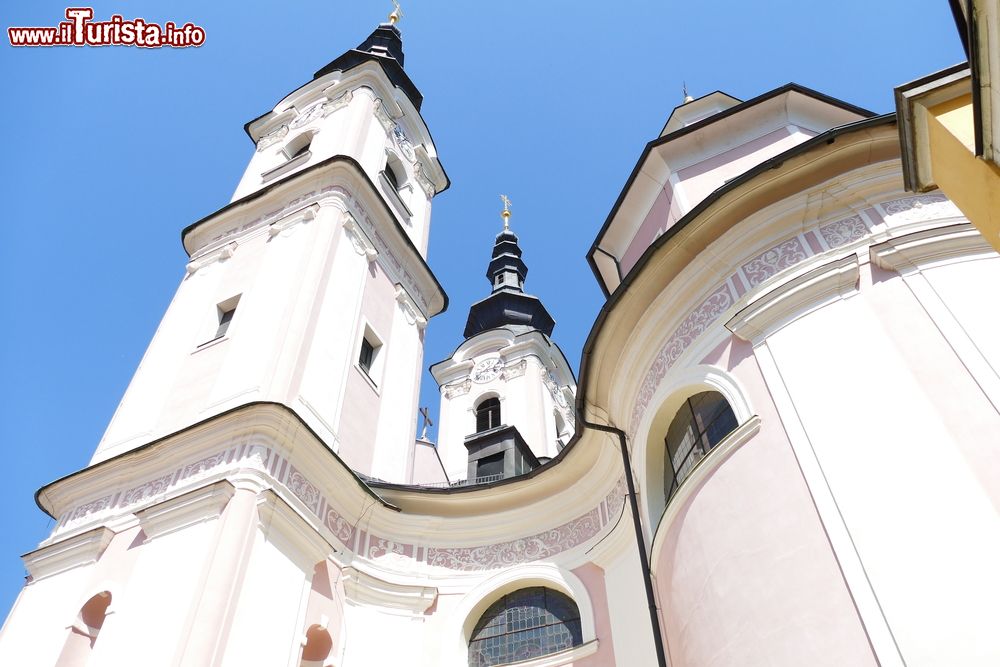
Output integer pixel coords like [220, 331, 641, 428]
[2, 16, 1000, 667]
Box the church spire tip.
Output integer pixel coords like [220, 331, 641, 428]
[388, 0, 403, 26]
[500, 194, 512, 232]
[682, 82, 694, 104]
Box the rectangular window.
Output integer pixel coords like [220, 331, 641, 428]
[216, 306, 236, 338]
[359, 337, 375, 373]
[476, 452, 505, 479]
[356, 323, 383, 385]
[198, 295, 240, 348]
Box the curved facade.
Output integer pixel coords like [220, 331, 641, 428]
[587, 97, 1000, 665]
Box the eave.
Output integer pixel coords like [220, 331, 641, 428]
[587, 83, 876, 298]
[180, 154, 448, 317]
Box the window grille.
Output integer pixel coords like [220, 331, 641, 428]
[468, 587, 582, 666]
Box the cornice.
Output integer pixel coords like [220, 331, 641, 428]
[35, 403, 390, 539]
[341, 566, 437, 616]
[23, 525, 115, 581]
[870, 222, 994, 274]
[725, 254, 861, 343]
[32, 401, 634, 579]
[257, 489, 336, 567]
[136, 480, 236, 543]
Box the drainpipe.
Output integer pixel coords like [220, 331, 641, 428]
[582, 419, 668, 667]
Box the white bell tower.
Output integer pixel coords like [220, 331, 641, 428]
[0, 16, 461, 667]
[430, 200, 576, 484]
[91, 19, 449, 483]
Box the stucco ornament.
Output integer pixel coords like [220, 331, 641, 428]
[392, 124, 415, 161]
[425, 508, 602, 571]
[444, 378, 472, 399]
[818, 215, 868, 248]
[256, 124, 289, 152]
[290, 99, 328, 129]
[741, 237, 808, 287]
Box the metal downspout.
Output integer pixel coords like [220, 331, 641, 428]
[583, 419, 668, 667]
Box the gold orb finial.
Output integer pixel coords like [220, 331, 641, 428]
[500, 194, 512, 231]
[388, 0, 403, 25]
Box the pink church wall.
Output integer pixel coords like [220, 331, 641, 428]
[571, 563, 616, 666]
[620, 127, 818, 277]
[651, 337, 876, 667]
[621, 186, 675, 275]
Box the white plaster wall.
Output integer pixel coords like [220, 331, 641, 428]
[92, 198, 427, 482]
[297, 221, 369, 454]
[0, 563, 93, 665]
[764, 286, 1000, 665]
[96, 521, 219, 665]
[340, 604, 431, 666]
[371, 295, 424, 481]
[603, 546, 656, 667]
[221, 531, 314, 667]
[922, 256, 1000, 382]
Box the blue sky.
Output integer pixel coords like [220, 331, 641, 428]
[0, 1, 963, 618]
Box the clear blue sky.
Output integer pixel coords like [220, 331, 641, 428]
[0, 0, 963, 618]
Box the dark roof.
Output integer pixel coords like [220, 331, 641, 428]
[313, 23, 423, 111]
[464, 229, 555, 338]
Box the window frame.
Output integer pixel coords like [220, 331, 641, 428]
[197, 294, 241, 349]
[467, 587, 583, 667]
[475, 397, 502, 433]
[663, 390, 739, 500]
[355, 321, 385, 390]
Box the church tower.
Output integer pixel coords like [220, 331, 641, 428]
[430, 202, 576, 484]
[0, 16, 454, 666]
[90, 18, 447, 483]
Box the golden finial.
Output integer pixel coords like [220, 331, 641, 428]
[388, 0, 403, 25]
[500, 194, 512, 231]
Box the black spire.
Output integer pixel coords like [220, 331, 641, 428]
[464, 229, 555, 338]
[313, 23, 423, 111]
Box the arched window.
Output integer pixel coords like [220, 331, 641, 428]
[664, 391, 738, 499]
[475, 397, 501, 433]
[384, 164, 401, 190]
[468, 587, 582, 666]
[299, 624, 333, 667]
[283, 133, 312, 161]
[56, 591, 112, 666]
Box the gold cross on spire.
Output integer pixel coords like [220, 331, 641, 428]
[388, 0, 403, 25]
[500, 194, 512, 231]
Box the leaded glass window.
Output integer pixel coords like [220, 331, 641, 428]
[664, 391, 739, 499]
[468, 587, 582, 666]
